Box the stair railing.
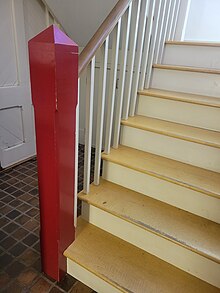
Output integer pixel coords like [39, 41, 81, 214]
[78, 0, 181, 196]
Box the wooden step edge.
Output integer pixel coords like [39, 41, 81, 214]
[101, 152, 220, 200]
[65, 218, 220, 293]
[166, 41, 220, 47]
[153, 64, 220, 75]
[121, 118, 220, 149]
[79, 190, 220, 264]
[137, 89, 220, 108]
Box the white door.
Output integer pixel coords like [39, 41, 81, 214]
[0, 0, 36, 168]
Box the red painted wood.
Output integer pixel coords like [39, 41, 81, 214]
[28, 25, 78, 281]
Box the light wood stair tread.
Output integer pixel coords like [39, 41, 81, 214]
[64, 218, 219, 293]
[138, 88, 220, 108]
[101, 145, 220, 199]
[153, 64, 220, 75]
[166, 41, 220, 47]
[79, 179, 220, 263]
[121, 115, 220, 148]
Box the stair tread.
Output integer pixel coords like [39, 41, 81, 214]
[166, 41, 220, 47]
[65, 217, 219, 293]
[153, 64, 220, 75]
[121, 115, 220, 148]
[101, 145, 220, 199]
[79, 179, 220, 263]
[138, 88, 220, 108]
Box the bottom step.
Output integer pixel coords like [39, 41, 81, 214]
[64, 218, 219, 293]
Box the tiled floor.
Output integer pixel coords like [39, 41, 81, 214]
[0, 145, 96, 293]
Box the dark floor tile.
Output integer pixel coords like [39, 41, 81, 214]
[49, 287, 64, 293]
[30, 277, 51, 292]
[0, 230, 8, 241]
[12, 190, 25, 198]
[1, 280, 23, 293]
[23, 219, 39, 231]
[3, 222, 19, 234]
[19, 249, 39, 266]
[5, 261, 26, 278]
[9, 199, 22, 208]
[0, 272, 10, 288]
[11, 227, 29, 241]
[22, 234, 38, 246]
[15, 214, 31, 225]
[22, 184, 35, 192]
[23, 177, 34, 184]
[0, 236, 16, 250]
[19, 193, 33, 202]
[4, 186, 18, 194]
[0, 182, 10, 190]
[32, 258, 41, 273]
[6, 209, 21, 220]
[14, 182, 27, 189]
[7, 177, 19, 185]
[0, 217, 10, 228]
[70, 282, 93, 293]
[57, 274, 77, 291]
[17, 268, 38, 286]
[29, 188, 39, 196]
[0, 205, 13, 215]
[2, 195, 15, 204]
[0, 190, 8, 199]
[0, 253, 13, 268]
[9, 242, 27, 257]
[32, 241, 40, 253]
[17, 203, 32, 213]
[26, 208, 39, 217]
[28, 198, 39, 207]
[16, 174, 27, 180]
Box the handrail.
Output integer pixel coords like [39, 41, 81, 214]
[79, 0, 133, 75]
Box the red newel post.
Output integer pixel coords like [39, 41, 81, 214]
[28, 25, 78, 281]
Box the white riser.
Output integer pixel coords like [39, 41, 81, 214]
[137, 95, 220, 132]
[151, 68, 220, 97]
[82, 203, 220, 288]
[163, 45, 220, 69]
[102, 161, 220, 224]
[67, 259, 121, 293]
[120, 125, 220, 173]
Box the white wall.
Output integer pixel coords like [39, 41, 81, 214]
[44, 0, 118, 46]
[184, 0, 220, 42]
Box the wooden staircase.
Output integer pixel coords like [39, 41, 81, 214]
[64, 41, 220, 292]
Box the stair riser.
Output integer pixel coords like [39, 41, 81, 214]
[151, 69, 220, 97]
[82, 203, 220, 288]
[67, 260, 121, 293]
[102, 161, 220, 223]
[120, 126, 220, 172]
[163, 45, 220, 69]
[137, 95, 220, 131]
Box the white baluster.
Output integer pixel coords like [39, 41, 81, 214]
[129, 0, 150, 117]
[113, 4, 132, 149]
[104, 20, 121, 154]
[139, 0, 156, 90]
[83, 57, 95, 194]
[122, 0, 142, 120]
[94, 38, 109, 185]
[154, 0, 167, 64]
[166, 0, 177, 41]
[74, 78, 80, 226]
[170, 0, 181, 40]
[145, 0, 162, 88]
[158, 0, 172, 63]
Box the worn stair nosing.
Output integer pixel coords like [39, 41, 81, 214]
[121, 116, 220, 149]
[79, 187, 220, 264]
[153, 64, 220, 75]
[138, 89, 220, 108]
[101, 148, 220, 199]
[166, 41, 220, 47]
